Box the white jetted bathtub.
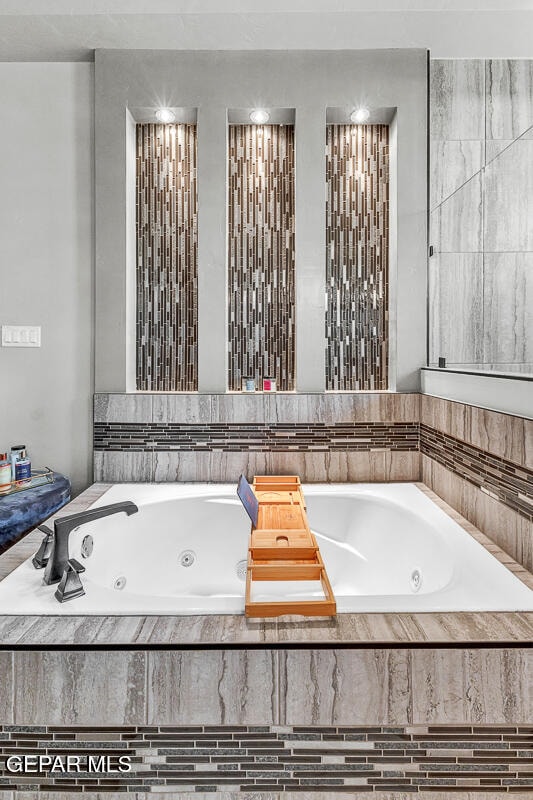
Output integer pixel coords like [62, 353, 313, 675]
[0, 483, 532, 615]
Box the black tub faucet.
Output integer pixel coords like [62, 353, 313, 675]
[41, 501, 138, 602]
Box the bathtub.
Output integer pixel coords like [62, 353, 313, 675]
[0, 482, 532, 615]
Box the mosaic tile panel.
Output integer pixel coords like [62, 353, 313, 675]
[0, 725, 530, 793]
[93, 421, 419, 452]
[326, 124, 389, 390]
[136, 123, 198, 391]
[228, 125, 295, 391]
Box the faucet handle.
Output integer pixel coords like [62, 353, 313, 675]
[54, 559, 86, 604]
[32, 525, 54, 569]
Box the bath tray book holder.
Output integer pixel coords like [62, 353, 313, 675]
[242, 475, 336, 618]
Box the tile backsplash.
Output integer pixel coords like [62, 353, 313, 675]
[136, 123, 198, 391]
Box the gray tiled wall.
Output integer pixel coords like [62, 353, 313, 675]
[429, 59, 533, 374]
[93, 392, 421, 484]
[93, 392, 533, 572]
[2, 649, 529, 727]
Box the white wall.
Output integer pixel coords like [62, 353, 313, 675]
[0, 63, 94, 495]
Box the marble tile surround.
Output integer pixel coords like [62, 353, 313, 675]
[93, 392, 533, 574]
[428, 253, 483, 365]
[483, 253, 533, 364]
[420, 394, 533, 572]
[94, 392, 421, 484]
[0, 649, 529, 727]
[430, 59, 533, 373]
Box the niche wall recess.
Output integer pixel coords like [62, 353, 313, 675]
[136, 121, 198, 391]
[227, 115, 296, 392]
[325, 122, 390, 390]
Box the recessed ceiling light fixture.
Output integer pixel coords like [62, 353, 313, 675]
[155, 108, 176, 123]
[249, 109, 270, 124]
[350, 107, 370, 124]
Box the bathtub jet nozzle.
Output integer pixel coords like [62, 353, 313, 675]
[42, 502, 139, 598]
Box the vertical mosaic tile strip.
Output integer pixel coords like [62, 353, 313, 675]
[0, 725, 530, 792]
[326, 124, 389, 390]
[228, 125, 295, 391]
[136, 124, 198, 391]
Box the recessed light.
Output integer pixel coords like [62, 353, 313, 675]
[155, 108, 176, 123]
[249, 109, 270, 124]
[350, 107, 370, 124]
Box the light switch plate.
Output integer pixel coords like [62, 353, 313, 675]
[1, 325, 41, 347]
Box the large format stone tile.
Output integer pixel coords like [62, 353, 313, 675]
[484, 137, 533, 251]
[420, 395, 469, 442]
[211, 393, 270, 423]
[278, 649, 412, 725]
[467, 402, 527, 466]
[151, 449, 420, 483]
[152, 393, 212, 423]
[428, 253, 483, 364]
[430, 173, 482, 253]
[486, 59, 533, 141]
[411, 648, 530, 723]
[322, 393, 403, 424]
[94, 450, 153, 482]
[0, 652, 13, 722]
[485, 138, 513, 165]
[430, 140, 483, 209]
[94, 393, 152, 423]
[421, 454, 532, 572]
[483, 253, 533, 364]
[270, 393, 326, 423]
[153, 450, 272, 482]
[526, 418, 533, 471]
[13, 652, 146, 725]
[147, 650, 277, 725]
[430, 60, 484, 140]
[420, 395, 528, 468]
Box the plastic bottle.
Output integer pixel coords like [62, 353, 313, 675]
[0, 453, 11, 495]
[10, 445, 26, 480]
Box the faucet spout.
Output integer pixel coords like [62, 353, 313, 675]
[43, 501, 138, 586]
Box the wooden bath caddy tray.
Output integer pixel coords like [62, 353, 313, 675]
[244, 475, 336, 618]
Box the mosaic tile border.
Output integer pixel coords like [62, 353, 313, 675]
[93, 422, 419, 453]
[0, 725, 530, 793]
[420, 424, 533, 522]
